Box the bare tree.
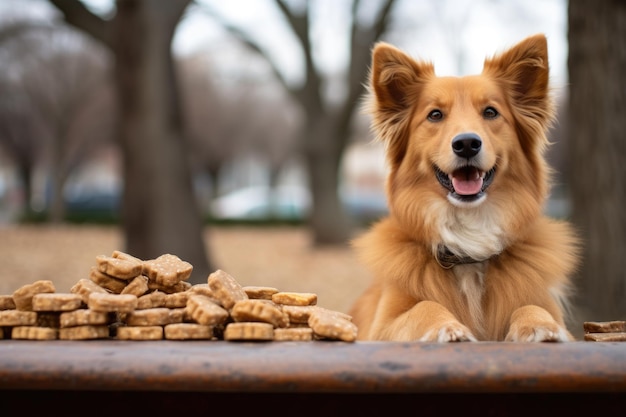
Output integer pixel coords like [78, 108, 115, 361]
[205, 0, 397, 245]
[568, 0, 626, 320]
[50, 0, 211, 283]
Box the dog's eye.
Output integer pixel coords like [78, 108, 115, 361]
[483, 107, 499, 119]
[427, 110, 443, 122]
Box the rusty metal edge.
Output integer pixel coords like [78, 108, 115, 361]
[0, 340, 624, 393]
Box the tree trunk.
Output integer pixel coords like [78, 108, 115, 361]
[112, 1, 210, 283]
[567, 0, 626, 319]
[304, 115, 352, 245]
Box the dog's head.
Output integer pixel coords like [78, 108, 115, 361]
[367, 34, 555, 250]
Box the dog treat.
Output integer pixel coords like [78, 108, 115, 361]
[243, 286, 279, 300]
[224, 322, 274, 341]
[12, 280, 56, 311]
[143, 254, 193, 287]
[59, 325, 110, 340]
[89, 267, 128, 294]
[186, 294, 229, 326]
[117, 326, 163, 340]
[148, 280, 192, 294]
[272, 291, 317, 306]
[1, 251, 358, 343]
[274, 327, 314, 341]
[164, 292, 188, 309]
[70, 278, 108, 304]
[125, 308, 172, 326]
[231, 299, 288, 328]
[164, 323, 213, 340]
[32, 293, 83, 312]
[168, 308, 186, 324]
[121, 275, 149, 297]
[308, 309, 358, 342]
[60, 309, 111, 328]
[12, 326, 58, 341]
[208, 269, 248, 310]
[584, 321, 626, 334]
[0, 310, 37, 326]
[136, 291, 167, 309]
[96, 252, 143, 280]
[583, 320, 626, 342]
[88, 292, 137, 313]
[0, 295, 16, 310]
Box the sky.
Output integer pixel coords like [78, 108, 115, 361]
[70, 0, 568, 89]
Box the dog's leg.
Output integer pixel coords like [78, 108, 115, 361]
[505, 305, 572, 342]
[377, 300, 477, 342]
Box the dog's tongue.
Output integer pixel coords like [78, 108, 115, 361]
[451, 167, 483, 196]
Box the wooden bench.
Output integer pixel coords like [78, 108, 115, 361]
[1, 340, 624, 415]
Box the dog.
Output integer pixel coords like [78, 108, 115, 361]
[349, 34, 580, 342]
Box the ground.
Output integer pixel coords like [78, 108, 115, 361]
[0, 224, 372, 315]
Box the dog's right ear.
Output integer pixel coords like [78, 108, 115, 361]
[367, 43, 433, 167]
[369, 42, 433, 114]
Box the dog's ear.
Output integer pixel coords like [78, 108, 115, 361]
[369, 42, 433, 115]
[368, 43, 434, 166]
[483, 34, 554, 131]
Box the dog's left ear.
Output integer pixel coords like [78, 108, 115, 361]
[483, 34, 553, 129]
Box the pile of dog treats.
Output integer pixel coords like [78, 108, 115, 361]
[0, 251, 357, 342]
[583, 321, 626, 342]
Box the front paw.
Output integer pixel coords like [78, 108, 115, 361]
[420, 322, 477, 343]
[505, 321, 571, 342]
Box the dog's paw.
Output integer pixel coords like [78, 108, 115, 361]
[505, 322, 570, 342]
[419, 322, 477, 343]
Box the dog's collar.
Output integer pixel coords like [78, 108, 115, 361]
[436, 245, 489, 269]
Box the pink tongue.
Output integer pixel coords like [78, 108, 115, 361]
[451, 170, 483, 196]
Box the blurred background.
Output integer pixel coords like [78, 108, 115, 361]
[0, 0, 623, 336]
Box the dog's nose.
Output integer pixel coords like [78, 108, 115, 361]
[452, 133, 482, 158]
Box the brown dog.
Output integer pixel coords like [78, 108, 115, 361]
[349, 34, 579, 342]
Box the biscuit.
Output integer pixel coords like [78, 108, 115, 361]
[164, 308, 184, 324]
[308, 309, 357, 342]
[143, 254, 193, 287]
[186, 294, 229, 326]
[207, 269, 248, 310]
[224, 322, 274, 341]
[281, 305, 316, 324]
[583, 321, 626, 334]
[59, 325, 110, 340]
[125, 308, 172, 326]
[60, 309, 111, 328]
[120, 275, 149, 297]
[0, 310, 37, 326]
[0, 295, 16, 310]
[243, 286, 279, 300]
[117, 326, 163, 340]
[148, 280, 192, 294]
[89, 267, 128, 294]
[271, 292, 317, 306]
[32, 293, 83, 312]
[165, 292, 188, 308]
[584, 332, 626, 342]
[164, 323, 213, 340]
[88, 292, 137, 313]
[12, 280, 56, 311]
[231, 299, 288, 328]
[70, 278, 108, 304]
[95, 252, 143, 280]
[274, 327, 313, 341]
[136, 291, 167, 309]
[12, 326, 58, 341]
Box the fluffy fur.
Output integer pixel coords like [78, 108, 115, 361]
[349, 34, 580, 342]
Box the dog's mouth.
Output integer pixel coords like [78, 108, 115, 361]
[435, 165, 496, 203]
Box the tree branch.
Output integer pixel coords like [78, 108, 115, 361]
[48, 0, 112, 48]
